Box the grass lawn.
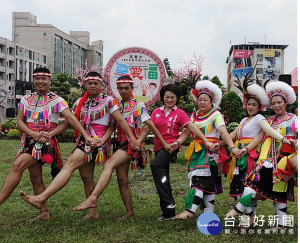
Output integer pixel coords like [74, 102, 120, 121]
[0, 140, 298, 243]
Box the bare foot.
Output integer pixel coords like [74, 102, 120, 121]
[83, 213, 99, 219]
[33, 210, 50, 221]
[73, 199, 97, 211]
[116, 212, 136, 221]
[83, 207, 99, 219]
[20, 191, 43, 209]
[225, 208, 241, 218]
[83, 210, 100, 220]
[175, 210, 195, 220]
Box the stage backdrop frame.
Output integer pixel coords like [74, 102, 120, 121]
[105, 46, 167, 106]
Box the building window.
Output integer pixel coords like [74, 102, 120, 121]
[29, 63, 32, 82]
[256, 68, 263, 74]
[73, 44, 80, 74]
[257, 54, 263, 62]
[64, 40, 72, 75]
[81, 49, 87, 69]
[96, 52, 101, 66]
[54, 35, 63, 74]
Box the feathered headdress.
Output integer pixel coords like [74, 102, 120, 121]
[234, 64, 270, 111]
[266, 81, 296, 104]
[191, 80, 222, 108]
[246, 84, 270, 110]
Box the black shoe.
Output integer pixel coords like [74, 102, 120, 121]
[157, 204, 176, 221]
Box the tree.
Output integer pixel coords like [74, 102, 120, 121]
[219, 91, 246, 123]
[163, 57, 175, 77]
[211, 76, 226, 93]
[171, 52, 205, 106]
[50, 73, 82, 104]
[67, 77, 80, 88]
[50, 73, 72, 101]
[53, 73, 79, 87]
[202, 75, 210, 80]
[172, 53, 205, 90]
[178, 83, 188, 102]
[68, 87, 82, 106]
[287, 94, 298, 113]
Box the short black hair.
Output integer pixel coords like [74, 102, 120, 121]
[117, 75, 133, 81]
[86, 71, 102, 78]
[149, 83, 157, 87]
[160, 84, 181, 105]
[33, 67, 51, 74]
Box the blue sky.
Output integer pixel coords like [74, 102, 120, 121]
[0, 0, 297, 86]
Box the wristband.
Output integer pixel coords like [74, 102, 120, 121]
[230, 145, 236, 151]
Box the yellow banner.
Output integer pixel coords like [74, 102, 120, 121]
[264, 49, 282, 57]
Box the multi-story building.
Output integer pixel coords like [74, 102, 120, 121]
[0, 37, 15, 108]
[15, 44, 47, 105]
[13, 12, 103, 76]
[0, 36, 47, 108]
[226, 43, 288, 92]
[0, 11, 104, 111]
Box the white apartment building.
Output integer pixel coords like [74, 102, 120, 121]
[226, 43, 288, 92]
[0, 37, 15, 108]
[0, 36, 47, 108]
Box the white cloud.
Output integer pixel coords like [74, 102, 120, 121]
[0, 0, 297, 84]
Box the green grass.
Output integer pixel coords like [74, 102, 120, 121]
[0, 140, 298, 243]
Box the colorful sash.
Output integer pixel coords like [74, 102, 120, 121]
[185, 137, 229, 172]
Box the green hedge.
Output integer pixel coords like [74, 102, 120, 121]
[1, 121, 17, 131]
[226, 122, 239, 133]
[56, 127, 75, 142]
[7, 129, 20, 138]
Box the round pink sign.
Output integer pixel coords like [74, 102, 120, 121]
[105, 47, 167, 106]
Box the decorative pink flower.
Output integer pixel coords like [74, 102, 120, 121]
[172, 52, 205, 89]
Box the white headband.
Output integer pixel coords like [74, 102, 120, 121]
[84, 76, 103, 82]
[32, 72, 51, 77]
